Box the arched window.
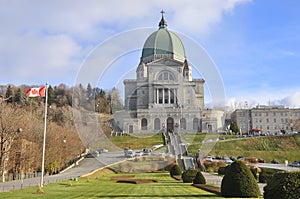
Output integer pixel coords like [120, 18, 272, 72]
[193, 118, 199, 132]
[141, 118, 147, 130]
[157, 71, 175, 81]
[154, 118, 160, 130]
[180, 118, 186, 130]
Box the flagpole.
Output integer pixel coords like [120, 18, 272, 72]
[40, 82, 48, 187]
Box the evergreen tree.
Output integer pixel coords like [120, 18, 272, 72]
[48, 85, 55, 105]
[86, 83, 93, 101]
[230, 121, 239, 134]
[14, 88, 22, 103]
[5, 85, 14, 102]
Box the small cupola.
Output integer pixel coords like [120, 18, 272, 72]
[136, 58, 147, 79]
[158, 10, 167, 29]
[183, 59, 192, 81]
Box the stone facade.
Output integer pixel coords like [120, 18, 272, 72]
[114, 14, 224, 134]
[231, 105, 300, 134]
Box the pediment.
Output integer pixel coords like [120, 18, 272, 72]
[150, 58, 183, 67]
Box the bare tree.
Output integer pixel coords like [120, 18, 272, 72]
[0, 103, 23, 182]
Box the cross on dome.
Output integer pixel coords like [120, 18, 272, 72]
[159, 10, 167, 29]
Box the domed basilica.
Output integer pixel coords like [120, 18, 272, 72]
[114, 12, 223, 134]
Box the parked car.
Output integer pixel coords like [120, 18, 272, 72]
[215, 155, 222, 160]
[230, 156, 237, 161]
[98, 148, 108, 153]
[237, 156, 244, 160]
[204, 156, 214, 162]
[288, 161, 300, 167]
[124, 149, 134, 158]
[86, 151, 99, 158]
[223, 156, 233, 164]
[142, 151, 151, 156]
[135, 151, 143, 157]
[258, 158, 265, 163]
[164, 153, 174, 158]
[271, 159, 279, 164]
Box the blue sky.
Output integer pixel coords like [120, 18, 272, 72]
[0, 0, 299, 108]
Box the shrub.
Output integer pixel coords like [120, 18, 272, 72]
[250, 167, 258, 180]
[170, 164, 182, 177]
[163, 162, 175, 171]
[259, 168, 279, 183]
[221, 161, 260, 198]
[218, 166, 228, 175]
[193, 171, 206, 184]
[182, 169, 198, 183]
[264, 171, 300, 199]
[204, 161, 226, 173]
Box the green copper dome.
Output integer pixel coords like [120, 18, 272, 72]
[141, 13, 186, 62]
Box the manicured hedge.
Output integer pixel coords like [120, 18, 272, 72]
[193, 171, 206, 184]
[182, 169, 198, 183]
[259, 168, 279, 183]
[170, 164, 182, 177]
[221, 161, 260, 198]
[264, 171, 300, 199]
[218, 166, 228, 175]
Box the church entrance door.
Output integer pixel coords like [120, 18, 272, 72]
[167, 117, 174, 132]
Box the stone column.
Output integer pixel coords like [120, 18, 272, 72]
[162, 88, 165, 104]
[168, 89, 170, 104]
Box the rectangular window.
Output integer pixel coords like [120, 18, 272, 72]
[164, 88, 169, 104]
[170, 89, 175, 104]
[158, 89, 163, 104]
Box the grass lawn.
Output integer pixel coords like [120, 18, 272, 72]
[189, 134, 300, 163]
[0, 169, 261, 199]
[110, 133, 164, 150]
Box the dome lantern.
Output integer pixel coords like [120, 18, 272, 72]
[158, 10, 167, 29]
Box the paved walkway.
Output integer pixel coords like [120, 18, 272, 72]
[0, 152, 125, 192]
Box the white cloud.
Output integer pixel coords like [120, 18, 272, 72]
[280, 92, 300, 108]
[0, 32, 81, 84]
[168, 0, 251, 36]
[226, 87, 300, 110]
[0, 0, 251, 86]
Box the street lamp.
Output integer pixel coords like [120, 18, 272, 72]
[0, 128, 22, 182]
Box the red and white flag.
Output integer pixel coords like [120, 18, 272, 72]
[26, 86, 46, 97]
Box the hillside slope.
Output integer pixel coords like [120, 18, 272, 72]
[189, 134, 300, 163]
